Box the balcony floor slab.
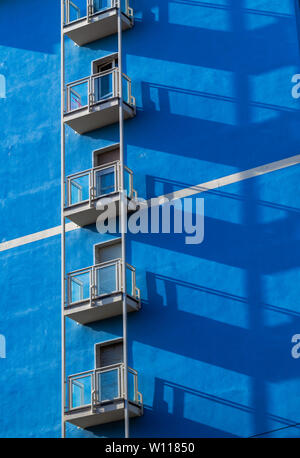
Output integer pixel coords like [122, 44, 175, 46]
[64, 193, 135, 227]
[64, 99, 135, 134]
[64, 293, 140, 324]
[65, 400, 142, 428]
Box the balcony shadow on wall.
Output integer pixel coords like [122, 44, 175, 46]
[132, 81, 300, 169]
[127, 208, 300, 274]
[125, 171, 300, 435]
[92, 0, 296, 69]
[0, 0, 60, 54]
[145, 173, 300, 206]
[134, 272, 300, 381]
[122, 270, 300, 437]
[82, 1, 300, 174]
[129, 1, 299, 170]
[131, 378, 300, 438]
[72, 170, 300, 436]
[83, 77, 300, 175]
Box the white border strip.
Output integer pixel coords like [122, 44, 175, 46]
[1, 154, 300, 253]
[0, 222, 79, 253]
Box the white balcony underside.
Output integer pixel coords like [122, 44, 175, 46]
[65, 400, 142, 428]
[64, 203, 102, 226]
[64, 99, 135, 134]
[64, 293, 140, 324]
[64, 193, 135, 227]
[63, 9, 133, 46]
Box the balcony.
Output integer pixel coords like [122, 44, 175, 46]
[63, 0, 134, 46]
[64, 68, 135, 134]
[64, 259, 140, 324]
[64, 161, 137, 226]
[64, 363, 143, 428]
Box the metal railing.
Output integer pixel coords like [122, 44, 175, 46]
[64, 0, 133, 26]
[65, 68, 135, 113]
[66, 258, 140, 306]
[65, 161, 137, 207]
[66, 363, 142, 411]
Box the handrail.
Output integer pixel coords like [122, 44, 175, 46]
[92, 68, 117, 79]
[66, 160, 120, 180]
[65, 68, 134, 113]
[68, 369, 94, 379]
[65, 161, 136, 207]
[69, 362, 123, 379]
[65, 68, 116, 89]
[67, 363, 142, 411]
[64, 0, 133, 26]
[67, 258, 122, 277]
[66, 259, 139, 305]
[66, 75, 90, 88]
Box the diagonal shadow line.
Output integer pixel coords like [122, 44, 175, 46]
[141, 82, 298, 114]
[152, 273, 300, 319]
[146, 175, 300, 215]
[156, 378, 300, 431]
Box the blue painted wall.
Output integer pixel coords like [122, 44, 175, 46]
[1, 0, 300, 438]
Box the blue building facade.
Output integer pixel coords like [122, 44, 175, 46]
[1, 0, 300, 438]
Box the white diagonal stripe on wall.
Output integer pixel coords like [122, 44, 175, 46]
[0, 222, 79, 253]
[159, 154, 300, 202]
[1, 154, 300, 253]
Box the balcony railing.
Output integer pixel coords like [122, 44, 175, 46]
[65, 68, 135, 114]
[66, 363, 142, 411]
[66, 259, 140, 307]
[64, 0, 133, 26]
[65, 161, 136, 208]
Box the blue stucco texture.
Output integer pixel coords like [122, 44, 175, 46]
[1, 0, 300, 438]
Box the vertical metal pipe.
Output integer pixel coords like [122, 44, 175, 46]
[61, 0, 66, 439]
[118, 1, 129, 439]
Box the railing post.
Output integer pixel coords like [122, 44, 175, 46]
[87, 0, 90, 22]
[65, 275, 68, 307]
[129, 169, 133, 198]
[114, 68, 118, 98]
[67, 378, 70, 410]
[65, 0, 69, 25]
[91, 371, 95, 412]
[122, 364, 125, 398]
[65, 86, 68, 113]
[90, 267, 95, 308]
[89, 169, 93, 208]
[88, 76, 92, 112]
[65, 178, 68, 207]
[117, 161, 121, 192]
[132, 268, 136, 297]
[133, 371, 137, 403]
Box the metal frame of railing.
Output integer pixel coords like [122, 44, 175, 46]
[66, 363, 142, 412]
[66, 258, 140, 307]
[65, 68, 135, 113]
[65, 160, 137, 207]
[64, 0, 81, 24]
[64, 0, 133, 26]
